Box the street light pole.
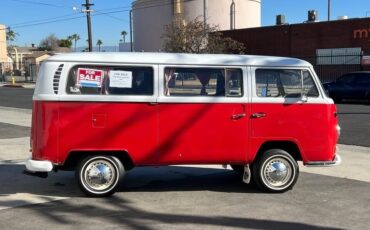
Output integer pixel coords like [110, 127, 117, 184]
[328, 0, 331, 21]
[82, 0, 94, 52]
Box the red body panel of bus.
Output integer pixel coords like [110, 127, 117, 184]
[31, 100, 338, 166]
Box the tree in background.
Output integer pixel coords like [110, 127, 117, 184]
[59, 39, 72, 48]
[121, 31, 127, 43]
[68, 34, 80, 52]
[6, 29, 19, 45]
[39, 34, 59, 51]
[96, 39, 103, 52]
[162, 17, 245, 54]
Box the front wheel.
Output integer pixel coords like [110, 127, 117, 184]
[253, 149, 299, 193]
[76, 155, 124, 197]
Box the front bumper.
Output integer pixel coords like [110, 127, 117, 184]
[304, 154, 342, 167]
[25, 158, 53, 172]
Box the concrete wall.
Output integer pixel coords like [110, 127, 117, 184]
[132, 0, 261, 52]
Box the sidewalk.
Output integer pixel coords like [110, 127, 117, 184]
[0, 82, 35, 89]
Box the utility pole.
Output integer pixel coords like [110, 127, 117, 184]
[82, 0, 94, 52]
[130, 10, 133, 52]
[328, 0, 331, 21]
[203, 0, 208, 33]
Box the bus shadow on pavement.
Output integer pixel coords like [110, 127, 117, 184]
[0, 164, 368, 229]
[3, 195, 342, 230]
[0, 164, 259, 200]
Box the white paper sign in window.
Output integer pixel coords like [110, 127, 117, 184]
[109, 70, 133, 88]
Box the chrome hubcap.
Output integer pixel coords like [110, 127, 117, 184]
[261, 156, 293, 189]
[83, 160, 116, 191]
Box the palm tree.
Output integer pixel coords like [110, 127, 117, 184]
[96, 39, 103, 52]
[121, 31, 127, 43]
[70, 34, 80, 52]
[6, 29, 19, 45]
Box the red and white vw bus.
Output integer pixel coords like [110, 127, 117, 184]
[25, 52, 341, 196]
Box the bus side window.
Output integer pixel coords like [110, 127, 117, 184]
[256, 69, 319, 98]
[164, 67, 243, 97]
[226, 69, 243, 97]
[67, 66, 154, 96]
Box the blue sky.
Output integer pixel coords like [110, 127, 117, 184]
[0, 0, 369, 47]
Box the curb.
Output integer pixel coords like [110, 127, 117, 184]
[0, 84, 36, 89]
[1, 84, 24, 88]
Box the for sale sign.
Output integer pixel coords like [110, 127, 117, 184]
[77, 68, 104, 87]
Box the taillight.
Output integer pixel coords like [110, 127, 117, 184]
[336, 125, 341, 138]
[29, 134, 33, 153]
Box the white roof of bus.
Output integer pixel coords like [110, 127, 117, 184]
[47, 52, 311, 67]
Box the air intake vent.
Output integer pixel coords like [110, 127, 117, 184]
[53, 64, 64, 94]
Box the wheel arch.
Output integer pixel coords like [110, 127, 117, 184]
[253, 141, 303, 163]
[60, 150, 135, 171]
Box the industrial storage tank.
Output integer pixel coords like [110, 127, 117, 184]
[132, 0, 261, 52]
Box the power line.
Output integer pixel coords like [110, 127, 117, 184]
[5, 6, 131, 28]
[1, 0, 197, 30]
[10, 13, 79, 27]
[94, 10, 128, 22]
[5, 0, 73, 9]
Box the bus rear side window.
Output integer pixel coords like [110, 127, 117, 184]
[256, 69, 319, 97]
[66, 66, 154, 95]
[164, 67, 243, 97]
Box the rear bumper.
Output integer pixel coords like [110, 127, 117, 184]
[304, 154, 341, 167]
[25, 158, 53, 172]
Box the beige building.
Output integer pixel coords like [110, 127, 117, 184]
[0, 24, 8, 62]
[24, 52, 51, 78]
[132, 0, 261, 52]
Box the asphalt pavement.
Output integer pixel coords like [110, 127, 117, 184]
[0, 87, 33, 109]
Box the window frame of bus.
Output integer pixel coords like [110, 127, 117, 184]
[163, 67, 243, 97]
[66, 65, 155, 96]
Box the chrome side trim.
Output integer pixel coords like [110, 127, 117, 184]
[304, 154, 341, 167]
[25, 158, 53, 172]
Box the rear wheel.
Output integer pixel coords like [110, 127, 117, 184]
[76, 155, 124, 197]
[253, 149, 299, 193]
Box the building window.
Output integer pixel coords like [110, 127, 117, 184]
[66, 65, 154, 95]
[164, 67, 243, 97]
[316, 48, 362, 65]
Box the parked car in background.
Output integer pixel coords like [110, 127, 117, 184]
[323, 71, 370, 103]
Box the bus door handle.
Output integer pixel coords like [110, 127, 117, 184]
[232, 113, 246, 120]
[251, 113, 266, 119]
